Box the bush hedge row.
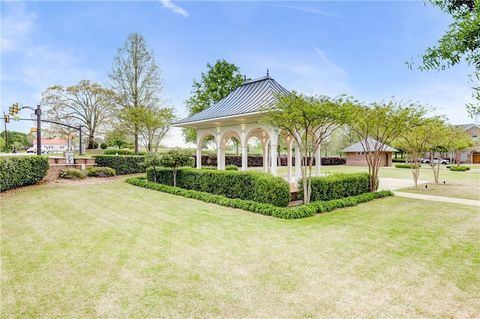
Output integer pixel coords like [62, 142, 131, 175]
[197, 155, 346, 167]
[449, 166, 470, 171]
[103, 148, 147, 155]
[60, 168, 86, 179]
[395, 163, 417, 169]
[94, 155, 145, 175]
[126, 177, 393, 219]
[86, 166, 116, 177]
[298, 173, 369, 202]
[147, 167, 291, 207]
[392, 158, 406, 163]
[0, 156, 49, 192]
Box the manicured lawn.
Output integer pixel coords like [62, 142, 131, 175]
[2, 178, 479, 318]
[398, 182, 480, 201]
[274, 164, 480, 184]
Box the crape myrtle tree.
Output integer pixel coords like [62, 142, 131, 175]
[411, 0, 480, 116]
[183, 60, 245, 147]
[110, 33, 163, 153]
[42, 80, 116, 149]
[158, 148, 194, 187]
[346, 100, 427, 191]
[396, 117, 443, 187]
[261, 93, 349, 204]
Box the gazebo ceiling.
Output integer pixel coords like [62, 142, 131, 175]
[174, 76, 289, 129]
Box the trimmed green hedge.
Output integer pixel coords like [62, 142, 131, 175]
[392, 158, 406, 163]
[126, 177, 393, 219]
[94, 155, 145, 175]
[201, 165, 238, 171]
[147, 167, 290, 207]
[298, 173, 369, 202]
[449, 166, 470, 171]
[395, 163, 416, 169]
[0, 156, 49, 191]
[86, 166, 116, 177]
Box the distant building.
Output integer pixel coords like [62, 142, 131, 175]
[342, 138, 397, 167]
[453, 115, 480, 164]
[30, 137, 69, 154]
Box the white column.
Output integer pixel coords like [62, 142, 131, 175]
[270, 143, 278, 176]
[263, 143, 269, 173]
[315, 146, 321, 176]
[295, 145, 301, 181]
[241, 145, 248, 171]
[196, 147, 202, 169]
[287, 141, 292, 183]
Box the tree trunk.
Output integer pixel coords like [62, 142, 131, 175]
[173, 170, 177, 187]
[134, 132, 139, 154]
[88, 134, 95, 149]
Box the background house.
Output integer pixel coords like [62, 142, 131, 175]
[453, 114, 480, 164]
[342, 138, 397, 166]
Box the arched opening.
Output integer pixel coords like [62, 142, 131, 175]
[196, 131, 217, 169]
[245, 127, 270, 172]
[219, 130, 242, 169]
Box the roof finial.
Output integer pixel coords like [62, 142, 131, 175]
[267, 69, 270, 77]
[243, 75, 247, 82]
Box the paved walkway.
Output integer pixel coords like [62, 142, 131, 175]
[394, 191, 480, 207]
[378, 177, 428, 191]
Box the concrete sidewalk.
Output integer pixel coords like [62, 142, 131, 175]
[394, 191, 480, 207]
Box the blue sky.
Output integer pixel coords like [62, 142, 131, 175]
[0, 0, 475, 147]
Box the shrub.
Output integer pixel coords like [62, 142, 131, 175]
[147, 167, 290, 207]
[0, 156, 49, 192]
[449, 166, 470, 171]
[126, 177, 393, 219]
[100, 143, 108, 150]
[60, 168, 86, 179]
[225, 165, 238, 171]
[94, 155, 145, 175]
[86, 166, 116, 177]
[392, 158, 406, 163]
[104, 148, 135, 155]
[395, 163, 416, 169]
[298, 173, 369, 202]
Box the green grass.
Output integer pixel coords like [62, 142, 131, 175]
[2, 179, 480, 318]
[398, 182, 480, 201]
[274, 164, 480, 184]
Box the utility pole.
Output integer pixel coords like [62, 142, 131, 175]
[35, 105, 42, 155]
[3, 112, 8, 150]
[78, 125, 83, 155]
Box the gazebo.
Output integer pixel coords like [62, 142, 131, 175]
[174, 75, 322, 183]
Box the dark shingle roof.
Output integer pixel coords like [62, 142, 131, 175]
[175, 76, 289, 125]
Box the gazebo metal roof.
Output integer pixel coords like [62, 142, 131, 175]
[174, 76, 289, 126]
[342, 138, 397, 153]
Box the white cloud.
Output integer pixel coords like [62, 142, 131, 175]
[0, 2, 36, 52]
[277, 5, 340, 19]
[159, 0, 189, 17]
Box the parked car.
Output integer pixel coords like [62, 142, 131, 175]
[421, 158, 450, 164]
[26, 147, 46, 154]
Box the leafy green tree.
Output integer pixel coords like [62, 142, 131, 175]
[139, 107, 175, 152]
[412, 0, 480, 115]
[105, 128, 129, 149]
[0, 137, 5, 152]
[261, 93, 349, 204]
[396, 117, 444, 187]
[110, 33, 163, 153]
[158, 148, 194, 187]
[41, 80, 116, 149]
[0, 131, 31, 151]
[183, 59, 245, 144]
[346, 101, 427, 191]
